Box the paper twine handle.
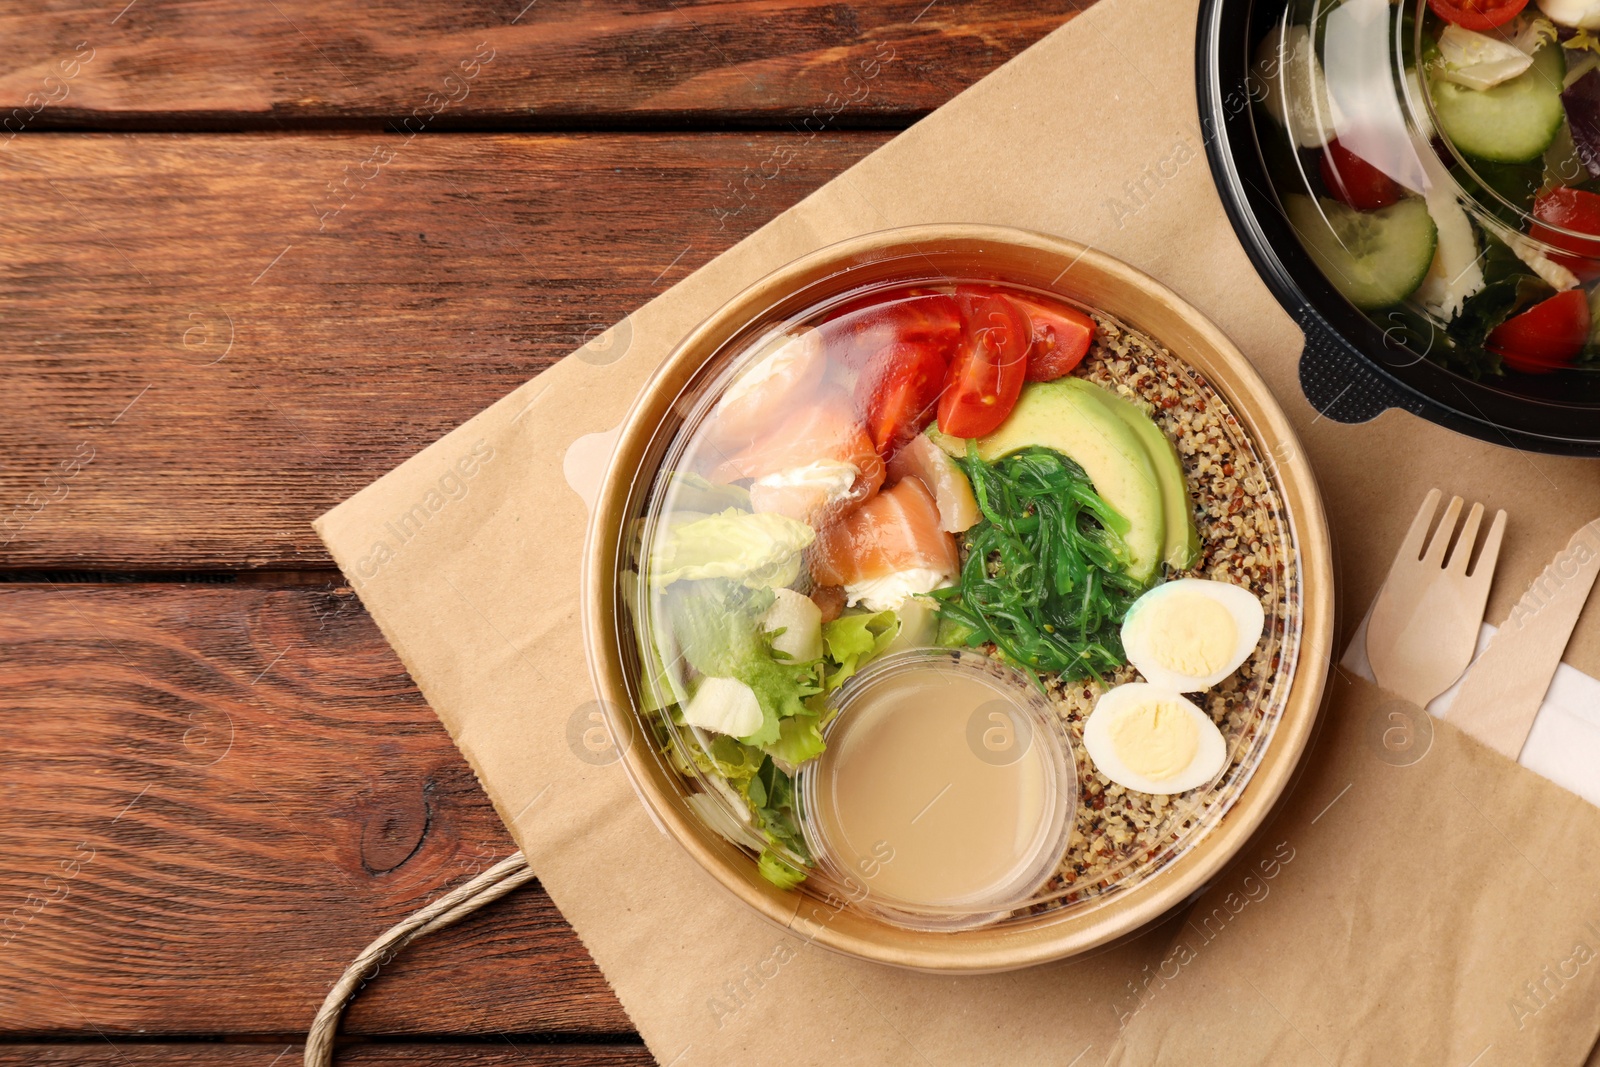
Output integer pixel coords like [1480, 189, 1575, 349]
[304, 851, 537, 1066]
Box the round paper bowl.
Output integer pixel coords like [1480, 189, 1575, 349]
[581, 224, 1334, 973]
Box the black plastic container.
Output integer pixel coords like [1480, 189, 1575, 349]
[1197, 0, 1600, 455]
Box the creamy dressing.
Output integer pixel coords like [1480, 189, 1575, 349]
[808, 667, 1051, 909]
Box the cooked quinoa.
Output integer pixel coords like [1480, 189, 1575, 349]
[1021, 311, 1299, 913]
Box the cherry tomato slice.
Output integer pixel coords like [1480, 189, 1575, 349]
[819, 288, 962, 374]
[1009, 293, 1095, 382]
[937, 289, 1031, 438]
[1425, 0, 1527, 30]
[1531, 187, 1600, 281]
[856, 340, 949, 457]
[1318, 138, 1405, 212]
[1487, 289, 1590, 374]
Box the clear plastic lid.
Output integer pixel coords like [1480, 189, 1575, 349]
[613, 256, 1304, 932]
[1253, 0, 1600, 377]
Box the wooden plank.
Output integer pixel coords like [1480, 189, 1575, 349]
[0, 1045, 653, 1066]
[0, 0, 1081, 127]
[0, 583, 632, 1037]
[0, 131, 886, 570]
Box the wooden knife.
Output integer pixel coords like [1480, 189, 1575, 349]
[1445, 519, 1600, 761]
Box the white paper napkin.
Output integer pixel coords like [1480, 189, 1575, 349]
[1343, 612, 1600, 807]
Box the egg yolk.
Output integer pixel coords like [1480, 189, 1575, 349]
[1145, 593, 1237, 677]
[1106, 698, 1199, 781]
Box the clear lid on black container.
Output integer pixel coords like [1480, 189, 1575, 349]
[1252, 0, 1600, 377]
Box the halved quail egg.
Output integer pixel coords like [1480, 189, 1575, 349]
[1121, 578, 1265, 693]
[1082, 683, 1228, 795]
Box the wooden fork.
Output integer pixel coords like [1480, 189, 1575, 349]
[1366, 488, 1508, 709]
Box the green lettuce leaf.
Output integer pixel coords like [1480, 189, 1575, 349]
[677, 735, 811, 888]
[758, 849, 807, 890]
[668, 579, 822, 747]
[1457, 160, 1541, 228]
[703, 732, 765, 782]
[650, 508, 815, 589]
[1446, 238, 1551, 374]
[765, 708, 826, 768]
[1579, 286, 1600, 368]
[821, 609, 899, 690]
[743, 756, 807, 861]
[622, 569, 685, 712]
[661, 471, 751, 514]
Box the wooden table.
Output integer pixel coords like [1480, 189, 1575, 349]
[0, 2, 1086, 1061]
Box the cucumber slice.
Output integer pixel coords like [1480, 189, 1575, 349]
[1287, 195, 1438, 310]
[1428, 43, 1566, 164]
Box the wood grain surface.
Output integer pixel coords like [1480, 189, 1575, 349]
[0, 583, 629, 1037]
[0, 0, 1079, 127]
[0, 1046, 651, 1065]
[0, 131, 884, 571]
[0, 2, 1107, 1059]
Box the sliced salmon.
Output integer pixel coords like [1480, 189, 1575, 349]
[702, 328, 827, 453]
[747, 459, 865, 526]
[885, 434, 981, 533]
[809, 477, 960, 593]
[705, 387, 886, 527]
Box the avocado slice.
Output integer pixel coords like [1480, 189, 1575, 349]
[1076, 385, 1200, 571]
[929, 378, 1166, 584]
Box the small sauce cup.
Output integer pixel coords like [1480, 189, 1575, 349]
[798, 649, 1077, 930]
